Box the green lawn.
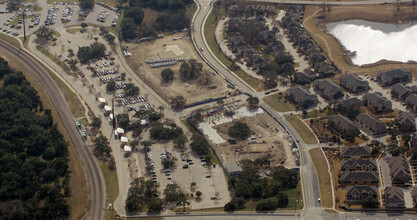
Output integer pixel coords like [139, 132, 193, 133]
[263, 93, 296, 112]
[99, 161, 120, 220]
[285, 115, 318, 144]
[203, 6, 263, 91]
[36, 45, 72, 76]
[309, 149, 333, 208]
[0, 32, 21, 48]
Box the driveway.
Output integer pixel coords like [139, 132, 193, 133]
[379, 153, 392, 188]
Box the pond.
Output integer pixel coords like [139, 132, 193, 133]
[326, 20, 417, 66]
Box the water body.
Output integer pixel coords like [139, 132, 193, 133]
[326, 20, 417, 66]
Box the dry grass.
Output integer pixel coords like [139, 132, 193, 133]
[263, 93, 296, 112]
[99, 161, 120, 220]
[285, 115, 318, 144]
[309, 148, 333, 208]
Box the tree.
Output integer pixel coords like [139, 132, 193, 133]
[104, 33, 115, 44]
[124, 6, 144, 24]
[123, 83, 140, 96]
[91, 116, 102, 130]
[81, 22, 88, 29]
[224, 201, 237, 212]
[361, 196, 379, 208]
[7, 0, 21, 11]
[171, 95, 186, 111]
[195, 191, 202, 198]
[130, 140, 139, 151]
[228, 122, 251, 140]
[117, 113, 130, 128]
[147, 198, 163, 213]
[106, 80, 116, 92]
[161, 68, 174, 83]
[131, 123, 142, 137]
[79, 0, 94, 10]
[35, 26, 53, 45]
[174, 135, 188, 149]
[190, 134, 210, 155]
[180, 59, 202, 81]
[343, 129, 359, 143]
[121, 72, 126, 81]
[93, 135, 112, 156]
[77, 42, 107, 63]
[256, 198, 278, 212]
[190, 182, 197, 188]
[161, 157, 177, 169]
[246, 96, 259, 109]
[346, 109, 359, 120]
[68, 59, 78, 71]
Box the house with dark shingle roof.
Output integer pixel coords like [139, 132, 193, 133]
[340, 74, 370, 93]
[313, 79, 344, 100]
[329, 115, 359, 136]
[377, 68, 412, 87]
[391, 83, 410, 101]
[338, 98, 362, 111]
[340, 160, 377, 171]
[405, 94, 417, 112]
[412, 187, 417, 208]
[412, 134, 417, 149]
[363, 92, 392, 113]
[345, 185, 378, 203]
[341, 146, 371, 159]
[396, 111, 416, 132]
[388, 155, 411, 186]
[339, 171, 379, 186]
[286, 86, 318, 109]
[356, 113, 387, 135]
[384, 187, 405, 208]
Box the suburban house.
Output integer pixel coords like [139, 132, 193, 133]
[329, 115, 359, 136]
[340, 73, 370, 93]
[405, 94, 417, 112]
[355, 113, 387, 135]
[363, 92, 392, 113]
[391, 83, 410, 101]
[340, 159, 377, 171]
[377, 68, 412, 87]
[396, 111, 416, 132]
[338, 98, 362, 111]
[345, 185, 378, 203]
[384, 186, 405, 208]
[341, 145, 371, 159]
[412, 134, 417, 149]
[286, 86, 318, 108]
[339, 171, 379, 186]
[313, 79, 344, 100]
[388, 155, 411, 186]
[225, 162, 242, 176]
[410, 85, 417, 94]
[412, 187, 417, 208]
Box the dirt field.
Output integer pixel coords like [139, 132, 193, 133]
[303, 4, 417, 76]
[212, 113, 297, 168]
[125, 33, 229, 104]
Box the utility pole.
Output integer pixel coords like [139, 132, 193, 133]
[112, 99, 116, 129]
[22, 9, 26, 42]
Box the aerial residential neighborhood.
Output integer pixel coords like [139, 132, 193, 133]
[1, 0, 417, 219]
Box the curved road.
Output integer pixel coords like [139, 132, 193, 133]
[0, 38, 106, 220]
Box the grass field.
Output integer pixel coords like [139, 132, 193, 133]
[66, 27, 83, 34]
[263, 93, 296, 112]
[309, 148, 333, 208]
[0, 32, 20, 48]
[285, 115, 318, 144]
[203, 6, 263, 91]
[99, 161, 120, 220]
[36, 45, 73, 76]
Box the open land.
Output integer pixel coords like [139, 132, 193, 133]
[125, 33, 230, 104]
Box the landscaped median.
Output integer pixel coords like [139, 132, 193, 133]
[203, 5, 263, 91]
[285, 115, 318, 145]
[309, 148, 333, 209]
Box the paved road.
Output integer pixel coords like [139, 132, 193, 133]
[0, 38, 106, 220]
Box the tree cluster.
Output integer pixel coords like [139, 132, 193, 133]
[179, 59, 203, 81]
[125, 177, 160, 213]
[0, 60, 71, 219]
[34, 26, 54, 45]
[93, 135, 112, 158]
[163, 183, 189, 212]
[77, 42, 106, 64]
[161, 68, 174, 83]
[150, 122, 184, 141]
[260, 55, 294, 89]
[171, 95, 187, 111]
[228, 122, 251, 140]
[134, 108, 163, 122]
[190, 134, 210, 156]
[79, 0, 94, 10]
[123, 83, 140, 96]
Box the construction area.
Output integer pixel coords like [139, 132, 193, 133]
[198, 105, 298, 169]
[125, 32, 229, 104]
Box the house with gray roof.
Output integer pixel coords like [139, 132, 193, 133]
[341, 146, 371, 159]
[377, 68, 412, 87]
[356, 113, 387, 135]
[340, 73, 370, 93]
[340, 160, 377, 171]
[363, 92, 392, 113]
[338, 98, 362, 111]
[405, 94, 417, 112]
[339, 171, 379, 186]
[225, 162, 242, 176]
[388, 155, 411, 186]
[384, 187, 405, 208]
[313, 79, 344, 100]
[391, 83, 410, 101]
[345, 185, 378, 203]
[412, 187, 417, 208]
[286, 86, 318, 109]
[329, 115, 359, 136]
[396, 111, 416, 132]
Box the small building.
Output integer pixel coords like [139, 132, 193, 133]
[363, 93, 392, 113]
[340, 73, 370, 93]
[286, 86, 318, 109]
[340, 159, 377, 171]
[412, 187, 417, 208]
[337, 98, 362, 111]
[341, 145, 371, 159]
[356, 113, 387, 135]
[345, 185, 378, 203]
[411, 134, 417, 149]
[329, 115, 359, 136]
[396, 111, 416, 132]
[384, 186, 405, 208]
[377, 68, 412, 86]
[339, 171, 379, 186]
[225, 162, 242, 176]
[313, 79, 344, 100]
[405, 94, 417, 112]
[391, 83, 410, 101]
[388, 155, 411, 186]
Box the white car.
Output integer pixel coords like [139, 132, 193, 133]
[200, 47, 204, 51]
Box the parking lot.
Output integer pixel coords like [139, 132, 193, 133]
[141, 142, 230, 209]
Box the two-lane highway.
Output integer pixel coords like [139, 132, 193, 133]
[0, 38, 106, 220]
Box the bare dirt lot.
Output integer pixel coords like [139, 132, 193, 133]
[303, 4, 417, 77]
[212, 113, 297, 168]
[125, 33, 229, 104]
